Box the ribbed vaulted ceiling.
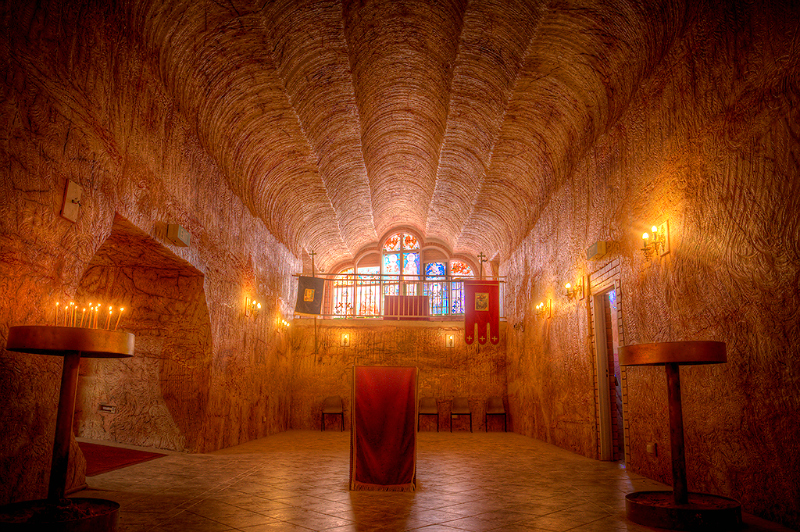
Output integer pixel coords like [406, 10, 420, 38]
[125, 0, 688, 271]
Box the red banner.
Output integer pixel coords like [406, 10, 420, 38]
[464, 280, 500, 345]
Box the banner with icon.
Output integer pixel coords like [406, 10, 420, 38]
[294, 276, 325, 315]
[464, 280, 500, 345]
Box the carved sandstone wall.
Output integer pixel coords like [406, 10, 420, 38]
[0, 4, 297, 504]
[504, 1, 800, 528]
[289, 320, 507, 433]
[73, 216, 212, 452]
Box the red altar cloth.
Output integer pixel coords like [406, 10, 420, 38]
[350, 366, 418, 491]
[384, 295, 429, 320]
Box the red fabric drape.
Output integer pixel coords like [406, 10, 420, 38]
[384, 295, 429, 320]
[350, 366, 418, 491]
[464, 280, 500, 344]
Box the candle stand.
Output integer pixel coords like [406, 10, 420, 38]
[619, 341, 741, 531]
[1, 326, 134, 531]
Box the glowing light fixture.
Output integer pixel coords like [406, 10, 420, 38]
[341, 332, 351, 347]
[641, 221, 669, 258]
[245, 297, 261, 318]
[565, 277, 584, 299]
[445, 333, 455, 348]
[535, 299, 551, 319]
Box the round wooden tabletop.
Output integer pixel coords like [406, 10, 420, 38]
[619, 341, 726, 366]
[6, 325, 135, 358]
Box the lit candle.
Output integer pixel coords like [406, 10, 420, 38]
[55, 302, 60, 326]
[114, 308, 125, 331]
[79, 308, 86, 328]
[105, 306, 112, 329]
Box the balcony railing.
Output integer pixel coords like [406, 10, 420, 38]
[298, 273, 505, 320]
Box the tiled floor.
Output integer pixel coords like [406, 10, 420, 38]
[74, 431, 791, 531]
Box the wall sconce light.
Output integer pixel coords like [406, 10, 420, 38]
[445, 333, 455, 348]
[535, 299, 551, 319]
[341, 332, 351, 347]
[565, 278, 584, 300]
[245, 297, 261, 318]
[276, 317, 289, 331]
[641, 221, 669, 258]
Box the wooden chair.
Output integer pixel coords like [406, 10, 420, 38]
[451, 397, 472, 432]
[321, 396, 344, 431]
[418, 397, 439, 431]
[485, 396, 507, 432]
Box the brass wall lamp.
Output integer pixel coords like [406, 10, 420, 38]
[641, 221, 669, 258]
[565, 277, 584, 299]
[245, 297, 261, 317]
[535, 299, 551, 319]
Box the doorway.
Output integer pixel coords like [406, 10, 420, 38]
[593, 288, 625, 462]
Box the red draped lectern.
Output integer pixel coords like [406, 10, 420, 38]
[350, 366, 418, 491]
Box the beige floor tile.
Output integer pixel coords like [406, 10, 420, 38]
[69, 431, 793, 532]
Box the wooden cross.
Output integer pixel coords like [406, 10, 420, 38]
[308, 250, 319, 354]
[309, 250, 317, 277]
[477, 252, 487, 279]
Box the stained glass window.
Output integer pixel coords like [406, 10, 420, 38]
[356, 266, 380, 316]
[331, 231, 481, 318]
[451, 260, 473, 277]
[424, 262, 448, 315]
[383, 233, 401, 251]
[358, 266, 380, 279]
[450, 260, 473, 314]
[332, 268, 355, 317]
[383, 253, 400, 274]
[425, 262, 446, 278]
[382, 232, 422, 296]
[403, 253, 420, 275]
[403, 234, 419, 250]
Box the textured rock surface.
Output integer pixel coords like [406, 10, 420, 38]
[289, 320, 507, 432]
[74, 216, 212, 452]
[0, 2, 297, 504]
[1, 0, 798, 528]
[504, 1, 800, 528]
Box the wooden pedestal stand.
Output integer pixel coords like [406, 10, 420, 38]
[1, 326, 134, 531]
[619, 341, 742, 531]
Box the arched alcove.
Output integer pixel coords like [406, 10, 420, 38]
[73, 215, 212, 452]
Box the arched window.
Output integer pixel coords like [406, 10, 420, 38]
[382, 231, 420, 296]
[449, 260, 474, 314]
[330, 230, 477, 318]
[332, 266, 381, 317]
[332, 267, 354, 317]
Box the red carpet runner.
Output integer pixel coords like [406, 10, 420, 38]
[79, 442, 165, 476]
[350, 366, 418, 491]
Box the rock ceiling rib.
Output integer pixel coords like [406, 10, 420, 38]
[342, 0, 468, 239]
[120, 0, 691, 269]
[258, 0, 378, 256]
[131, 0, 352, 270]
[425, 0, 545, 253]
[456, 0, 689, 259]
